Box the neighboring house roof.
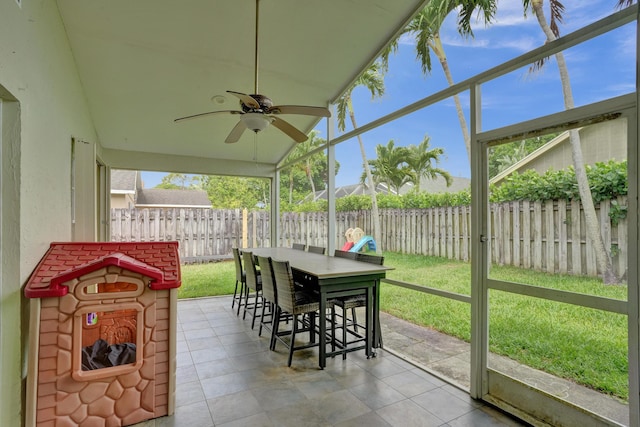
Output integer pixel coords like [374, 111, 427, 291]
[305, 176, 470, 202]
[307, 182, 394, 202]
[490, 131, 571, 186]
[110, 169, 138, 194]
[404, 175, 471, 194]
[135, 188, 211, 208]
[490, 120, 626, 186]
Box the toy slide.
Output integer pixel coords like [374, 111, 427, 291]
[341, 241, 354, 251]
[349, 236, 376, 252]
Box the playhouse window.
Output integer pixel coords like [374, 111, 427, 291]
[72, 302, 144, 381]
[77, 279, 144, 300]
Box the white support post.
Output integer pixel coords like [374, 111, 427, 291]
[628, 9, 640, 424]
[271, 170, 280, 247]
[469, 82, 489, 400]
[327, 109, 336, 256]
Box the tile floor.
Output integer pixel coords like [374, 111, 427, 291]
[132, 296, 529, 427]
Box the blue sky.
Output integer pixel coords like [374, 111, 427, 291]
[142, 0, 635, 189]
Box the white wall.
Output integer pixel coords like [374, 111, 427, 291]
[0, 1, 98, 425]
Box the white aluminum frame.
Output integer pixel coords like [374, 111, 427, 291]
[292, 5, 639, 425]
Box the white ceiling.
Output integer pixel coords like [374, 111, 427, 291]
[56, 0, 426, 174]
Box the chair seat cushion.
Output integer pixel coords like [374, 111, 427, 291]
[332, 294, 366, 310]
[294, 290, 317, 305]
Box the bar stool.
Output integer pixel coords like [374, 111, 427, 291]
[307, 245, 326, 255]
[256, 255, 278, 349]
[231, 248, 246, 315]
[271, 259, 320, 367]
[331, 252, 384, 359]
[242, 251, 263, 330]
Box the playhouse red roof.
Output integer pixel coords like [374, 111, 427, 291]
[25, 242, 181, 298]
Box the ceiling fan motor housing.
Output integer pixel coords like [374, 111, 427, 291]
[241, 94, 273, 112]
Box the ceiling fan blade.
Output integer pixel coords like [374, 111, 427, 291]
[268, 105, 331, 117]
[227, 91, 260, 109]
[270, 116, 308, 143]
[174, 110, 242, 123]
[225, 119, 247, 144]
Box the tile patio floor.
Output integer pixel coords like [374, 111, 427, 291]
[131, 296, 529, 427]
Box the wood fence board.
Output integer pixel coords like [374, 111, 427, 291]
[522, 201, 531, 269]
[570, 200, 582, 275]
[558, 199, 568, 274]
[111, 200, 627, 278]
[503, 203, 511, 266]
[512, 202, 520, 268]
[533, 202, 543, 270]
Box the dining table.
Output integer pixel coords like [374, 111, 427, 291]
[246, 247, 392, 369]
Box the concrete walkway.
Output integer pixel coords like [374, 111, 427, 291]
[379, 312, 629, 426]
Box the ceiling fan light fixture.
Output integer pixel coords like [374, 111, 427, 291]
[241, 112, 272, 132]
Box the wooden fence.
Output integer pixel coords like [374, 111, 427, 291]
[111, 197, 627, 277]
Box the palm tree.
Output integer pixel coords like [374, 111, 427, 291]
[521, 0, 618, 283]
[297, 130, 325, 201]
[381, 0, 497, 162]
[405, 135, 452, 190]
[366, 140, 412, 194]
[283, 130, 327, 204]
[335, 62, 385, 253]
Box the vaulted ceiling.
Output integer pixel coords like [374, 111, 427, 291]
[56, 0, 426, 173]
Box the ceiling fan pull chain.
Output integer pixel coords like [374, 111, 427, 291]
[254, 133, 258, 166]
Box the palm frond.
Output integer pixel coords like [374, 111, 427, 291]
[549, 0, 565, 38]
[616, 0, 635, 10]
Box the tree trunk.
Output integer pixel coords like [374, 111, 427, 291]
[531, 0, 618, 284]
[306, 161, 317, 201]
[349, 104, 383, 254]
[288, 174, 293, 205]
[431, 33, 471, 162]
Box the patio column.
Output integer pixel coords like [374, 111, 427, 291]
[327, 107, 336, 255]
[271, 171, 280, 247]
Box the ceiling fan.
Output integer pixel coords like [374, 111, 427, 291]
[174, 0, 330, 144]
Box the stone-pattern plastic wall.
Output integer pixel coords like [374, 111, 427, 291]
[34, 266, 170, 427]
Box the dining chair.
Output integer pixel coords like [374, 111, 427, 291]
[333, 249, 357, 260]
[292, 243, 306, 251]
[307, 245, 326, 255]
[231, 248, 246, 315]
[271, 259, 320, 367]
[256, 255, 278, 349]
[331, 252, 384, 359]
[242, 251, 263, 330]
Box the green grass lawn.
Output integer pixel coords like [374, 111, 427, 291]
[178, 260, 236, 299]
[179, 252, 629, 400]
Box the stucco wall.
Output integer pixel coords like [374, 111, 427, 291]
[111, 193, 135, 210]
[0, 1, 99, 426]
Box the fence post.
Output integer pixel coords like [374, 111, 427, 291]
[242, 208, 248, 248]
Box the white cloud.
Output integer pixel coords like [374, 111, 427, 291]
[397, 33, 416, 46]
[442, 34, 539, 52]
